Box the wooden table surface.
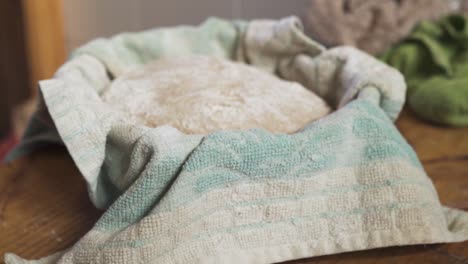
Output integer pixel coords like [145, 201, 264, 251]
[0, 108, 467, 264]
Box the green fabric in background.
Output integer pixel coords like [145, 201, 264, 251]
[382, 14, 468, 126]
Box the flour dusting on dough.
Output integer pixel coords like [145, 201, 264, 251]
[102, 55, 331, 134]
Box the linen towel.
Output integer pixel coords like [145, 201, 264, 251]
[382, 14, 468, 126]
[5, 17, 468, 264]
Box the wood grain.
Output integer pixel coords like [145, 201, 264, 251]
[0, 108, 467, 263]
[0, 146, 102, 261]
[396, 108, 468, 162]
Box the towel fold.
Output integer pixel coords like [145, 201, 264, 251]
[5, 17, 468, 264]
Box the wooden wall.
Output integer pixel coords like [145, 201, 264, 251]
[0, 0, 66, 137]
[0, 0, 30, 137]
[22, 0, 66, 94]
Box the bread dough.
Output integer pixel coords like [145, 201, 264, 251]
[102, 55, 331, 134]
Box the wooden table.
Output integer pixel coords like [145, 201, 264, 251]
[1, 109, 467, 264]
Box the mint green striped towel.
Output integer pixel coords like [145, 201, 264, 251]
[5, 17, 468, 264]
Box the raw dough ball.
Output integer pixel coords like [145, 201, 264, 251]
[102, 55, 331, 134]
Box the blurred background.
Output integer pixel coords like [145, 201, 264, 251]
[0, 0, 309, 156]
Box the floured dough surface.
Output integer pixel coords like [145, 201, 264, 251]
[102, 55, 331, 134]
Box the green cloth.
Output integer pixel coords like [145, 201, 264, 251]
[382, 14, 468, 126]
